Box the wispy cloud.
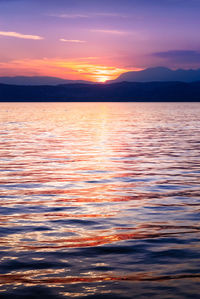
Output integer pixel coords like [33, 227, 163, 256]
[94, 12, 127, 18]
[60, 38, 86, 43]
[91, 29, 128, 35]
[48, 12, 126, 19]
[49, 13, 89, 19]
[152, 50, 200, 63]
[0, 31, 43, 40]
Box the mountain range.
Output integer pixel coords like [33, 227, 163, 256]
[1, 67, 200, 86]
[0, 76, 92, 86]
[1, 67, 200, 101]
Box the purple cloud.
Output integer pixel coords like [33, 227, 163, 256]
[152, 50, 200, 63]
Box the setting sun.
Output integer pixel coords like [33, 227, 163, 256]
[97, 76, 110, 82]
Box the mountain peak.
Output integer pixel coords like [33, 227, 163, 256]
[111, 67, 200, 83]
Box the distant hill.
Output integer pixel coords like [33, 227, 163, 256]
[109, 67, 200, 83]
[0, 81, 200, 101]
[2, 68, 200, 86]
[0, 76, 93, 86]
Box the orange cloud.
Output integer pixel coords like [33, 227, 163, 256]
[0, 58, 138, 82]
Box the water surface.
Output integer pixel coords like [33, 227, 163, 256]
[0, 102, 200, 298]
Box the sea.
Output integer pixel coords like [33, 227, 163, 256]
[0, 102, 200, 299]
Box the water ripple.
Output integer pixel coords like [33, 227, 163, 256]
[0, 102, 200, 298]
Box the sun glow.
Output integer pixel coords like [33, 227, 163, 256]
[98, 76, 110, 82]
[0, 58, 141, 82]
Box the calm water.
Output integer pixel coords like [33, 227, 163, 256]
[0, 102, 200, 299]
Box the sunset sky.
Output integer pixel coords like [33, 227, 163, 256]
[1, 0, 200, 82]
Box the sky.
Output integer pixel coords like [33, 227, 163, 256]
[0, 0, 200, 82]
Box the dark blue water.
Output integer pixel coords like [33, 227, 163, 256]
[0, 102, 200, 298]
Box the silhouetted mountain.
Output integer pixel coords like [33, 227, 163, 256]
[0, 81, 200, 101]
[109, 67, 200, 83]
[0, 76, 93, 86]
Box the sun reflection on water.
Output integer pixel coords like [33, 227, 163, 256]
[0, 103, 200, 298]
